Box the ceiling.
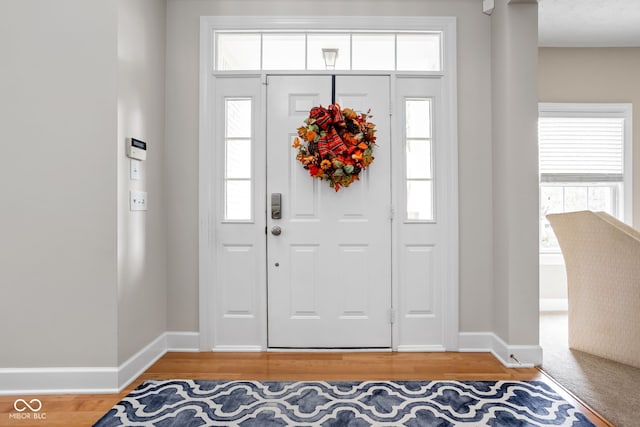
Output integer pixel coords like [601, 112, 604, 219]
[538, 0, 640, 47]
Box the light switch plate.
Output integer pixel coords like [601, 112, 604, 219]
[130, 159, 141, 180]
[130, 190, 147, 211]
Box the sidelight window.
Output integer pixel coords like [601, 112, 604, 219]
[224, 98, 253, 221]
[405, 98, 434, 221]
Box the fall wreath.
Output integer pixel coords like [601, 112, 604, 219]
[292, 104, 377, 191]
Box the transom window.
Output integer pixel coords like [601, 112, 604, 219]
[538, 103, 632, 252]
[215, 31, 442, 72]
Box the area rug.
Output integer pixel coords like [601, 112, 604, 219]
[93, 380, 595, 426]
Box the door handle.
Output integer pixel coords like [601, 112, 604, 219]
[271, 193, 282, 219]
[271, 226, 282, 236]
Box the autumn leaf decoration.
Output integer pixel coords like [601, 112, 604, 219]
[292, 104, 377, 191]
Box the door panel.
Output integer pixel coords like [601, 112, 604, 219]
[394, 77, 451, 350]
[266, 75, 391, 348]
[210, 77, 266, 349]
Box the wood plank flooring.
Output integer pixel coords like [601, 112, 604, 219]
[0, 352, 612, 426]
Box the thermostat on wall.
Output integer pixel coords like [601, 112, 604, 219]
[126, 138, 147, 161]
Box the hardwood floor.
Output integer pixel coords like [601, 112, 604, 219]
[0, 352, 612, 427]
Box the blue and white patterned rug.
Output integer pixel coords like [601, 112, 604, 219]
[94, 380, 595, 426]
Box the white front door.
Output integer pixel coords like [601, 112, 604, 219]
[266, 75, 392, 348]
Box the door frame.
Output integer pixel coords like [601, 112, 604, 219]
[198, 16, 459, 352]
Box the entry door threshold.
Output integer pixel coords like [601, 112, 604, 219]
[267, 348, 393, 352]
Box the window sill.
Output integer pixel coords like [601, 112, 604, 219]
[540, 253, 564, 266]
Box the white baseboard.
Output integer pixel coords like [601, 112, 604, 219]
[457, 332, 493, 351]
[540, 298, 568, 312]
[167, 331, 201, 352]
[215, 345, 263, 352]
[267, 348, 393, 353]
[458, 332, 542, 368]
[0, 367, 118, 396]
[0, 331, 200, 396]
[397, 345, 446, 352]
[117, 334, 167, 391]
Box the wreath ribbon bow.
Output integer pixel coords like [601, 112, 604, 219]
[318, 128, 346, 157]
[310, 104, 344, 130]
[310, 104, 346, 156]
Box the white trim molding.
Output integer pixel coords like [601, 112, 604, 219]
[199, 15, 459, 354]
[201, 15, 457, 34]
[458, 332, 542, 368]
[214, 345, 263, 352]
[167, 331, 201, 352]
[539, 298, 568, 312]
[0, 367, 118, 396]
[0, 332, 200, 396]
[397, 345, 447, 352]
[117, 334, 167, 391]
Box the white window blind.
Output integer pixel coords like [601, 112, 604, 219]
[539, 117, 625, 182]
[538, 103, 632, 253]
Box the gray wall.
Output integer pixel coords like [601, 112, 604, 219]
[164, 0, 510, 336]
[0, 0, 119, 367]
[490, 0, 539, 344]
[0, 0, 168, 368]
[117, 0, 168, 365]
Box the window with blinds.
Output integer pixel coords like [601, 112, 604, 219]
[539, 117, 624, 181]
[538, 104, 632, 252]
